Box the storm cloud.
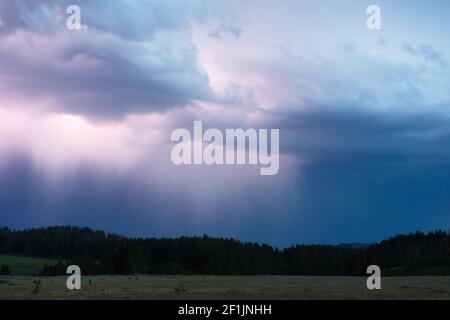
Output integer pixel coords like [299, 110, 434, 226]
[0, 0, 450, 245]
[0, 0, 222, 118]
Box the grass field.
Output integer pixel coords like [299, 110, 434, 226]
[0, 255, 62, 276]
[0, 275, 449, 300]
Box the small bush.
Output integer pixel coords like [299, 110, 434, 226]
[0, 265, 11, 276]
[41, 262, 67, 276]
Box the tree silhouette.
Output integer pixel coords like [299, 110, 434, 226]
[0, 227, 448, 276]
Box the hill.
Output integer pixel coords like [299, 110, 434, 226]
[0, 226, 449, 276]
[0, 255, 62, 276]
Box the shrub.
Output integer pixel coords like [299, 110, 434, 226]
[0, 265, 11, 276]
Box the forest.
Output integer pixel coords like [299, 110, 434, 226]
[0, 226, 449, 276]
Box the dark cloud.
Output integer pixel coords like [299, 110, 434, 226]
[0, 0, 220, 119]
[278, 108, 450, 163]
[1, 106, 450, 246]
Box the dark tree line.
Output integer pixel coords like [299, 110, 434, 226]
[0, 226, 449, 276]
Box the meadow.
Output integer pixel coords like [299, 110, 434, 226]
[0, 275, 449, 300]
[0, 255, 62, 276]
[0, 254, 449, 300]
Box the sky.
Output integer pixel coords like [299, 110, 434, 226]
[0, 0, 450, 246]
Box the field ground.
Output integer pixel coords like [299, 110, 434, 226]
[0, 255, 62, 276]
[0, 275, 449, 300]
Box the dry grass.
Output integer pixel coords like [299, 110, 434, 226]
[0, 275, 449, 300]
